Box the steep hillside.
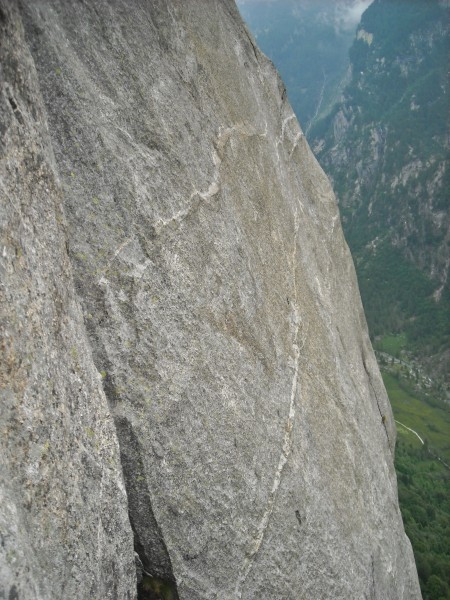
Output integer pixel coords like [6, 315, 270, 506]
[1, 1, 421, 598]
[309, 0, 450, 382]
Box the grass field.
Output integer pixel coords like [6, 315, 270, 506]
[375, 333, 408, 357]
[382, 372, 450, 464]
[385, 369, 450, 598]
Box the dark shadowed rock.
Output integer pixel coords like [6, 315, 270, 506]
[1, 1, 421, 598]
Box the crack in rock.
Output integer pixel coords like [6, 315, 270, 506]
[276, 114, 295, 149]
[114, 416, 180, 599]
[362, 354, 393, 453]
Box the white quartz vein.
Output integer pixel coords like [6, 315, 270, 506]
[97, 238, 131, 285]
[289, 131, 304, 157]
[153, 123, 267, 235]
[275, 112, 304, 165]
[235, 208, 301, 599]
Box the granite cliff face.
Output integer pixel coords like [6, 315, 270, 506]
[1, 1, 421, 599]
[0, 4, 136, 597]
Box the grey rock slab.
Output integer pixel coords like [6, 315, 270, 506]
[0, 3, 136, 598]
[4, 0, 422, 598]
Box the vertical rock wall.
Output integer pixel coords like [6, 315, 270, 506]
[1, 1, 421, 599]
[0, 3, 135, 598]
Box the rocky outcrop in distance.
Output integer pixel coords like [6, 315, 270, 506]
[0, 1, 421, 599]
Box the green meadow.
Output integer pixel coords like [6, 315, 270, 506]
[382, 371, 450, 598]
[383, 372, 450, 464]
[376, 334, 408, 358]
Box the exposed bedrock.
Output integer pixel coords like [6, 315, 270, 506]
[0, 3, 136, 598]
[1, 1, 421, 599]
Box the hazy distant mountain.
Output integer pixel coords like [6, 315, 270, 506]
[237, 0, 371, 132]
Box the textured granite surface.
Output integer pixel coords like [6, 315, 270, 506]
[0, 3, 136, 598]
[1, 1, 421, 598]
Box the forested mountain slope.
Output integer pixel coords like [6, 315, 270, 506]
[309, 0, 450, 382]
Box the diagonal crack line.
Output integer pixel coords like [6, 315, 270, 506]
[118, 122, 269, 286]
[362, 356, 393, 452]
[243, 25, 259, 62]
[235, 209, 301, 599]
